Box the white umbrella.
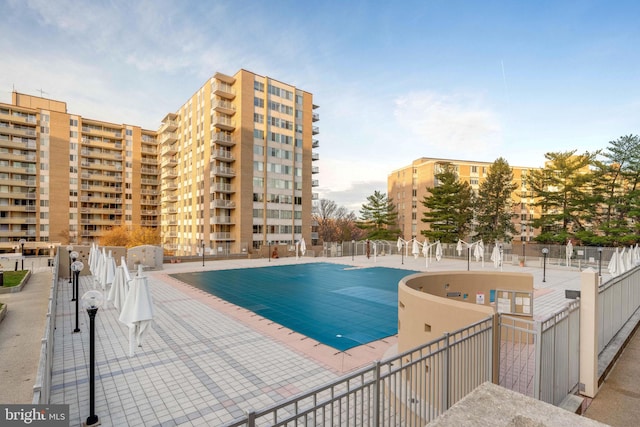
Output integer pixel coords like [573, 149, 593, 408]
[95, 248, 107, 288]
[473, 242, 481, 262]
[99, 250, 117, 291]
[397, 237, 403, 253]
[456, 240, 463, 256]
[412, 239, 420, 259]
[490, 244, 502, 269]
[634, 244, 640, 265]
[88, 243, 96, 275]
[566, 241, 573, 267]
[618, 247, 627, 274]
[118, 272, 155, 357]
[108, 265, 129, 313]
[626, 245, 633, 267]
[608, 248, 619, 277]
[120, 256, 132, 283]
[422, 239, 429, 257]
[435, 241, 442, 261]
[300, 238, 306, 256]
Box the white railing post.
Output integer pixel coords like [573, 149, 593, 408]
[580, 268, 599, 397]
[373, 361, 381, 427]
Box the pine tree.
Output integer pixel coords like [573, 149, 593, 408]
[529, 150, 596, 243]
[421, 164, 475, 243]
[358, 191, 400, 240]
[475, 158, 517, 242]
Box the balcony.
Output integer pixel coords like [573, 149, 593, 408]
[212, 166, 235, 178]
[161, 143, 178, 156]
[211, 115, 235, 131]
[212, 99, 236, 115]
[312, 180, 319, 187]
[141, 178, 159, 185]
[211, 232, 234, 241]
[159, 119, 178, 133]
[212, 216, 234, 225]
[211, 199, 236, 209]
[312, 139, 319, 148]
[141, 167, 158, 175]
[212, 82, 236, 99]
[162, 168, 178, 179]
[312, 153, 319, 161]
[312, 126, 319, 135]
[0, 123, 37, 137]
[161, 158, 178, 168]
[164, 179, 178, 190]
[211, 149, 234, 162]
[312, 193, 319, 200]
[211, 183, 234, 193]
[312, 166, 319, 174]
[159, 132, 178, 145]
[212, 131, 235, 147]
[312, 112, 319, 122]
[141, 188, 158, 196]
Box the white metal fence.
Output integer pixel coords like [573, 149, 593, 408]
[225, 317, 494, 427]
[598, 266, 640, 353]
[499, 265, 640, 406]
[31, 252, 60, 404]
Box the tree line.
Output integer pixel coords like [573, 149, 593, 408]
[315, 135, 640, 246]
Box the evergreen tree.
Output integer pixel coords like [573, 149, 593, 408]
[421, 164, 475, 243]
[529, 150, 597, 243]
[475, 157, 517, 242]
[358, 191, 400, 240]
[590, 135, 640, 245]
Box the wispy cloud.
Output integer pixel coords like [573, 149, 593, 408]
[393, 91, 503, 155]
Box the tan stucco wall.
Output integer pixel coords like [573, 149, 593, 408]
[398, 271, 533, 354]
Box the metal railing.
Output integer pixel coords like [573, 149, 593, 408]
[225, 317, 493, 427]
[598, 265, 640, 353]
[32, 253, 60, 404]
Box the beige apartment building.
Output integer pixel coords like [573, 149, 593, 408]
[0, 69, 319, 256]
[388, 157, 538, 243]
[158, 70, 318, 256]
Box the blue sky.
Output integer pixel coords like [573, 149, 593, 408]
[1, 0, 639, 211]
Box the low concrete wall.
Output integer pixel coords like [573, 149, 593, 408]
[398, 271, 533, 354]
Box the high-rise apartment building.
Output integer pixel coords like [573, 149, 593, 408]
[0, 69, 319, 256]
[388, 157, 539, 243]
[158, 70, 318, 256]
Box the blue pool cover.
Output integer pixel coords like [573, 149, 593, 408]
[170, 263, 417, 351]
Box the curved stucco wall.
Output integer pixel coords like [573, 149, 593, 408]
[398, 271, 533, 354]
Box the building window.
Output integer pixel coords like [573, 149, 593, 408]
[254, 81, 264, 92]
[254, 97, 264, 108]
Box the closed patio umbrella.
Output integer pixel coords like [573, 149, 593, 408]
[608, 248, 619, 277]
[435, 241, 442, 261]
[412, 239, 420, 259]
[300, 238, 306, 256]
[118, 268, 154, 357]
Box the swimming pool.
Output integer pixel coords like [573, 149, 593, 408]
[171, 263, 417, 351]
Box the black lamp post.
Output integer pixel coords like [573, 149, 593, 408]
[81, 290, 104, 427]
[542, 248, 549, 283]
[202, 241, 205, 267]
[70, 251, 79, 301]
[19, 238, 26, 270]
[401, 241, 404, 265]
[72, 260, 83, 332]
[467, 245, 471, 271]
[522, 242, 526, 261]
[352, 240, 355, 262]
[598, 247, 603, 279]
[66, 245, 73, 285]
[268, 241, 271, 262]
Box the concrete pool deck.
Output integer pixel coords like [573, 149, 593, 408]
[45, 253, 594, 426]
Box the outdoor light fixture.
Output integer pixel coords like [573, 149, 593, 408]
[70, 251, 79, 301]
[81, 290, 104, 427]
[19, 238, 26, 270]
[542, 248, 549, 283]
[66, 245, 73, 285]
[202, 240, 205, 267]
[598, 247, 603, 279]
[71, 260, 84, 332]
